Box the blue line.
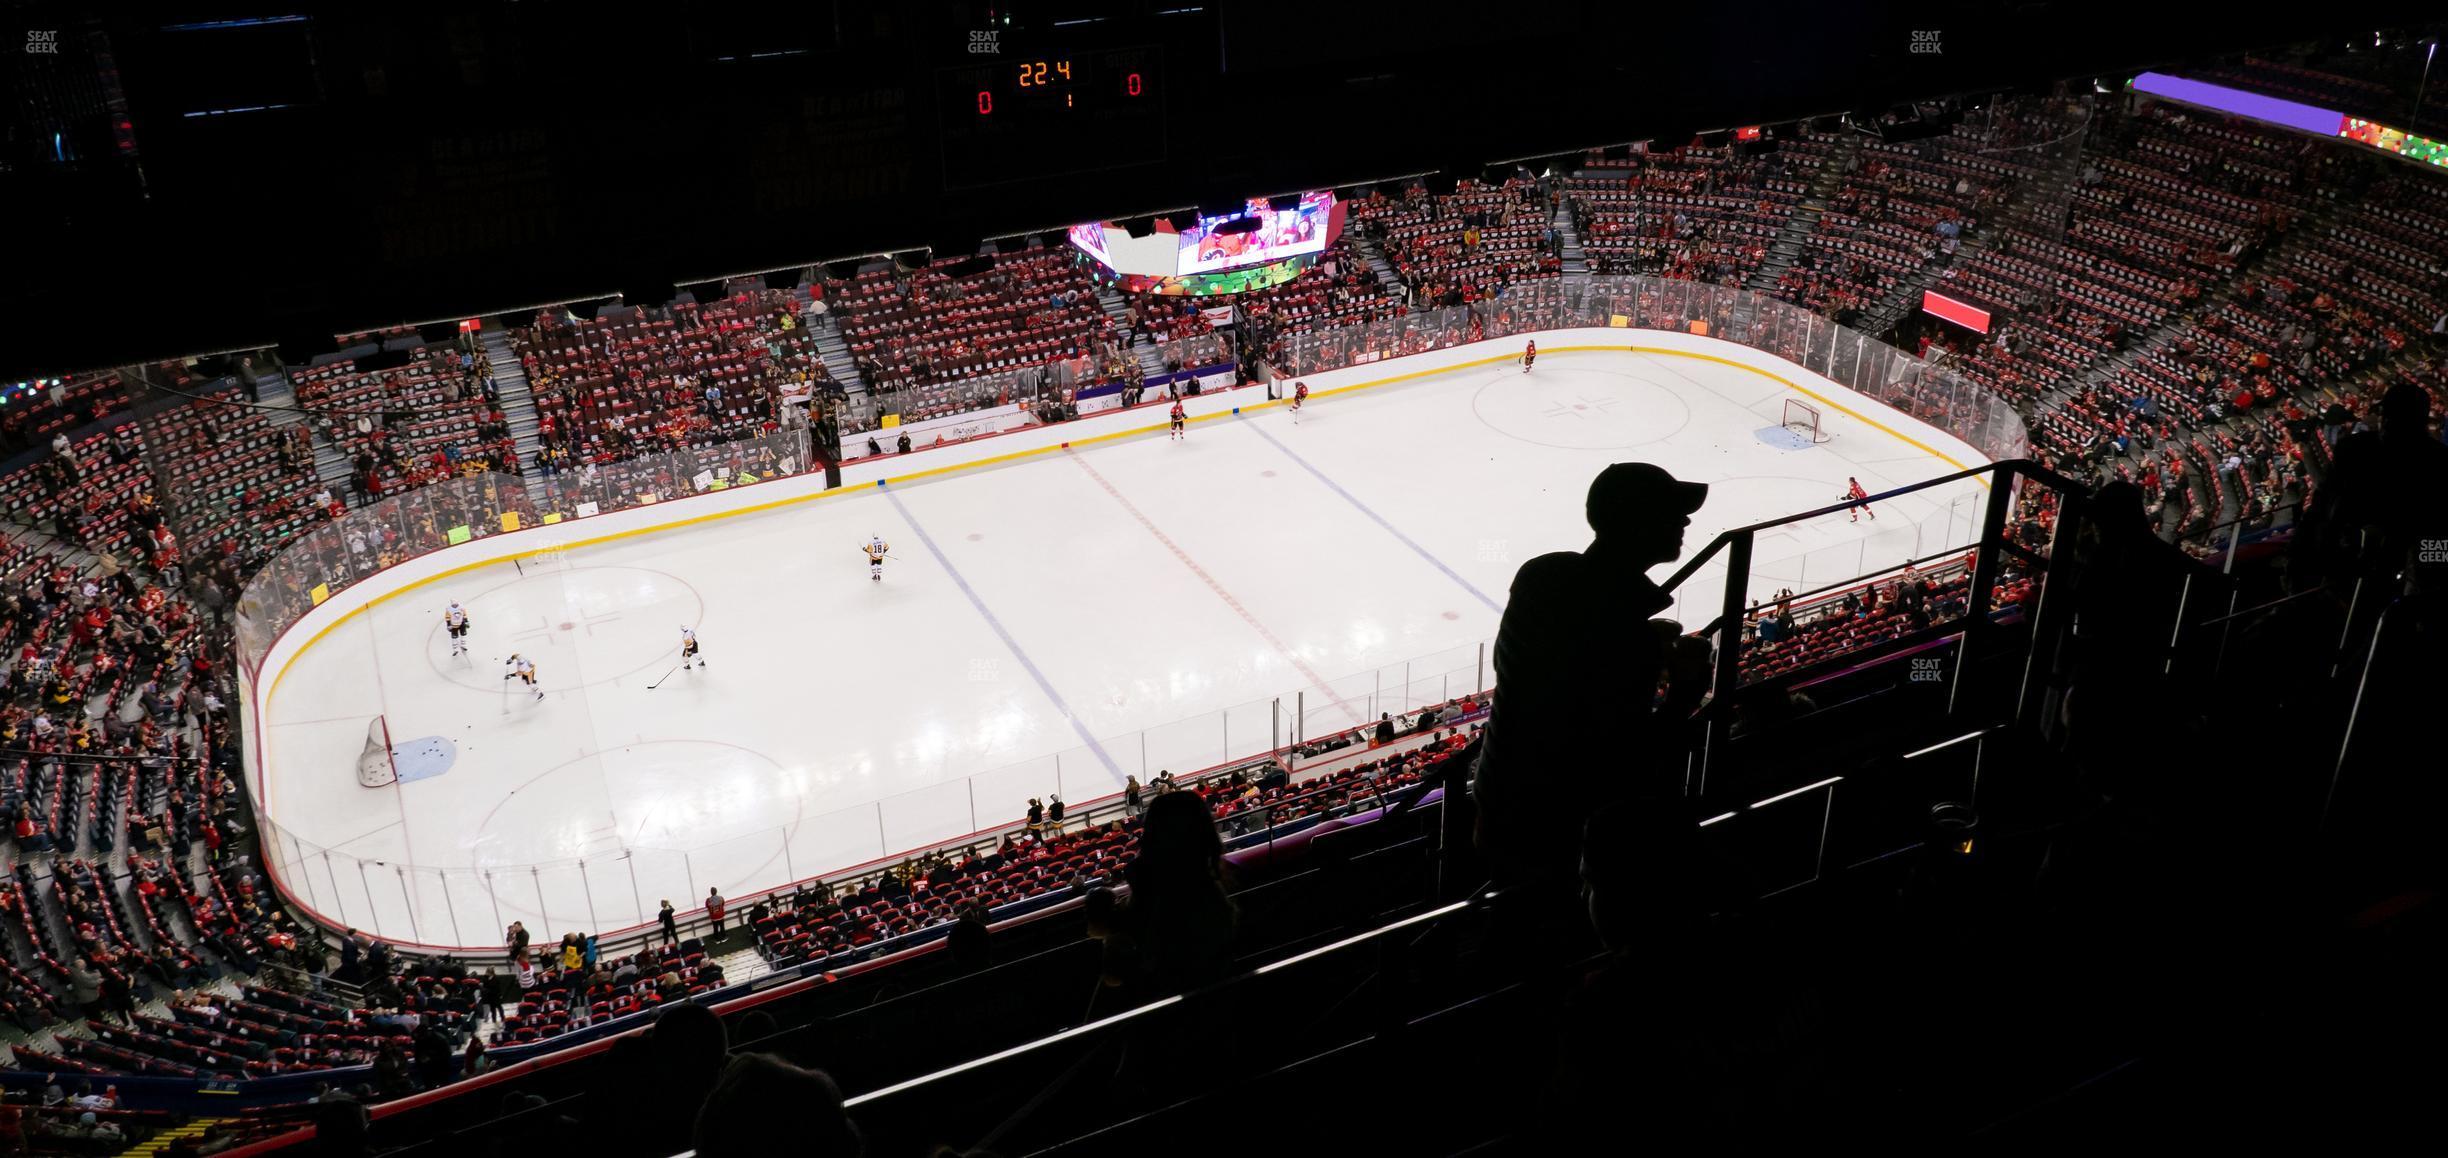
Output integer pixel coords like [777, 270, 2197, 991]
[1242, 422, 1503, 613]
[883, 490, 1126, 783]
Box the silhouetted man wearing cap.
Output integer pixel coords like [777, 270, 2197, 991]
[2298, 379, 2448, 594]
[1471, 462, 1710, 909]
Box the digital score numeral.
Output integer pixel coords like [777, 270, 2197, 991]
[968, 57, 1145, 120]
[1017, 61, 1072, 87]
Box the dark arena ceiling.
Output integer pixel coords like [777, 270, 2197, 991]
[0, 1, 2430, 377]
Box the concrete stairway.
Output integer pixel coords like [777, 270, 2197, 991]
[808, 310, 869, 396]
[479, 330, 547, 505]
[1553, 200, 1588, 276]
[1093, 285, 1164, 377]
[1747, 137, 1859, 293]
[1351, 233, 1406, 299]
[110, 1118, 235, 1158]
[268, 367, 363, 505]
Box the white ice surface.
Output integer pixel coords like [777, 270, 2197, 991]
[253, 337, 1989, 945]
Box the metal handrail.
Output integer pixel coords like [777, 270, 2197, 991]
[1669, 457, 2249, 794]
[1734, 542, 1995, 625]
[2194, 499, 2301, 546]
[1656, 457, 2086, 629]
[2322, 595, 2409, 835]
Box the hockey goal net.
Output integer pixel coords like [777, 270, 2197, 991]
[357, 715, 398, 788]
[1781, 398, 1831, 444]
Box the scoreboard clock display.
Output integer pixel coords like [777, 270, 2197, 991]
[938, 45, 1166, 188]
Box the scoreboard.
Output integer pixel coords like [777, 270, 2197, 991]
[937, 45, 1167, 189]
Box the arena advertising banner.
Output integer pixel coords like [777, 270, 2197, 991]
[1921, 289, 1994, 333]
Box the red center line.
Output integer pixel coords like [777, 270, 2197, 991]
[1065, 450, 1369, 730]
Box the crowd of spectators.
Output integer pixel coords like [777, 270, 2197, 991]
[1349, 176, 1563, 309]
[832, 249, 1128, 423]
[1929, 102, 2318, 417]
[1981, 105, 2446, 542]
[292, 343, 516, 503]
[1568, 141, 1819, 283]
[1235, 238, 1406, 372]
[4, 424, 168, 571]
[0, 368, 144, 459]
[747, 706, 1473, 973]
[2, 715, 356, 1082]
[1737, 554, 2038, 683]
[1779, 115, 2046, 317]
[514, 291, 830, 478]
[491, 922, 724, 1048]
[148, 390, 324, 570]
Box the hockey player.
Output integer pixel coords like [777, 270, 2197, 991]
[1522, 339, 1537, 373]
[680, 625, 704, 670]
[444, 602, 471, 656]
[864, 536, 891, 581]
[1846, 476, 1875, 523]
[1291, 380, 1308, 421]
[504, 653, 543, 700]
[1169, 399, 1186, 440]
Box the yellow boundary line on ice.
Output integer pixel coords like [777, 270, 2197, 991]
[261, 340, 1984, 708]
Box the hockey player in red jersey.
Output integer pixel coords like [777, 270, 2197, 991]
[1846, 476, 1875, 522]
[1522, 339, 1537, 373]
[1291, 380, 1308, 421]
[1169, 399, 1186, 440]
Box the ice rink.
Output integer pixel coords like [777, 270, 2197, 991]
[251, 333, 1991, 946]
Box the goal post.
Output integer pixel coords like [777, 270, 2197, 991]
[357, 715, 398, 788]
[1781, 398, 1831, 444]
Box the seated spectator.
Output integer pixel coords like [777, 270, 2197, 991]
[582, 1001, 729, 1158]
[691, 1054, 859, 1158]
[1090, 792, 1235, 1002]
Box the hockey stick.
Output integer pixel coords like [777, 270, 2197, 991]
[646, 659, 684, 690]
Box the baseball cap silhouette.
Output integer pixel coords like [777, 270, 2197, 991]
[1587, 463, 1708, 536]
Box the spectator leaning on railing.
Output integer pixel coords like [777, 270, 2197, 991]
[1470, 463, 1713, 930]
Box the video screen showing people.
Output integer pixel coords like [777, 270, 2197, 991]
[1067, 222, 1114, 266]
[1175, 192, 1339, 275]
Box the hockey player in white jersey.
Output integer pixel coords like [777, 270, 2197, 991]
[680, 625, 704, 670]
[863, 536, 891, 581]
[504, 653, 543, 700]
[444, 602, 471, 656]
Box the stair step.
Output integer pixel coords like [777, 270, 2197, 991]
[479, 329, 549, 507]
[112, 1119, 236, 1158]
